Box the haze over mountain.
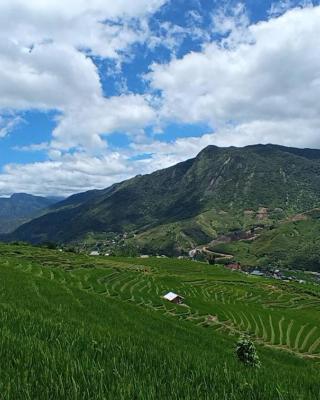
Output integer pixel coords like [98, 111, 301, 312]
[0, 194, 60, 234]
[8, 144, 320, 250]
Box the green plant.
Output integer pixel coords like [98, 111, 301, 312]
[235, 336, 261, 368]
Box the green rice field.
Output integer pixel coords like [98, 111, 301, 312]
[0, 243, 319, 399]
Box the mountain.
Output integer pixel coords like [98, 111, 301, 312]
[0, 193, 59, 233]
[7, 144, 320, 251]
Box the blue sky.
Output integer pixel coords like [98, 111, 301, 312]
[0, 0, 319, 196]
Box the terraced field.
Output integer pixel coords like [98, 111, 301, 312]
[0, 243, 319, 399]
[4, 245, 320, 358]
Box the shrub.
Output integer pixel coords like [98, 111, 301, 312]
[235, 336, 261, 368]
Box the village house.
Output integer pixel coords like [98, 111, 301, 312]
[189, 249, 199, 258]
[163, 292, 184, 304]
[225, 262, 241, 271]
[251, 269, 264, 276]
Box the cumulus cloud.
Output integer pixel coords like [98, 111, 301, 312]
[0, 0, 166, 58]
[51, 94, 156, 151]
[0, 151, 137, 197]
[149, 5, 320, 147]
[0, 0, 164, 151]
[0, 43, 101, 111]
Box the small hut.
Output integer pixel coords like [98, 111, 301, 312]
[251, 269, 264, 276]
[225, 262, 241, 271]
[163, 292, 184, 304]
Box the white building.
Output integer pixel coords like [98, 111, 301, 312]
[163, 292, 184, 304]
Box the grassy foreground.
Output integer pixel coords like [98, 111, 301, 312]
[0, 244, 319, 399]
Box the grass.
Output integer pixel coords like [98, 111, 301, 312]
[0, 243, 319, 399]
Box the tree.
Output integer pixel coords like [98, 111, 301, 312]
[235, 336, 261, 368]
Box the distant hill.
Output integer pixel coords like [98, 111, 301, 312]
[7, 144, 320, 252]
[0, 193, 60, 233]
[210, 208, 320, 272]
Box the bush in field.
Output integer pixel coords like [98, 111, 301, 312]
[235, 336, 261, 368]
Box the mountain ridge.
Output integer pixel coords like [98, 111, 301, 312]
[5, 144, 320, 248]
[0, 193, 60, 234]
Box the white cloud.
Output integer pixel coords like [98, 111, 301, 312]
[51, 94, 156, 151]
[269, 0, 295, 16]
[211, 2, 251, 47]
[13, 142, 50, 152]
[0, 151, 136, 197]
[149, 5, 320, 147]
[268, 0, 313, 17]
[0, 115, 24, 138]
[0, 0, 166, 196]
[0, 0, 165, 151]
[0, 43, 101, 111]
[0, 1, 166, 59]
[146, 20, 210, 56]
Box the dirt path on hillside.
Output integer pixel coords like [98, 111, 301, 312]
[198, 246, 234, 260]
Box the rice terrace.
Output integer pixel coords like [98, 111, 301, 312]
[0, 243, 319, 399]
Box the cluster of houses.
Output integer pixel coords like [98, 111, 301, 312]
[85, 232, 133, 256]
[90, 251, 110, 257]
[222, 262, 308, 284]
[88, 246, 318, 287]
[249, 267, 306, 283]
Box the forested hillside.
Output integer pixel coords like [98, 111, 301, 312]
[8, 144, 320, 249]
